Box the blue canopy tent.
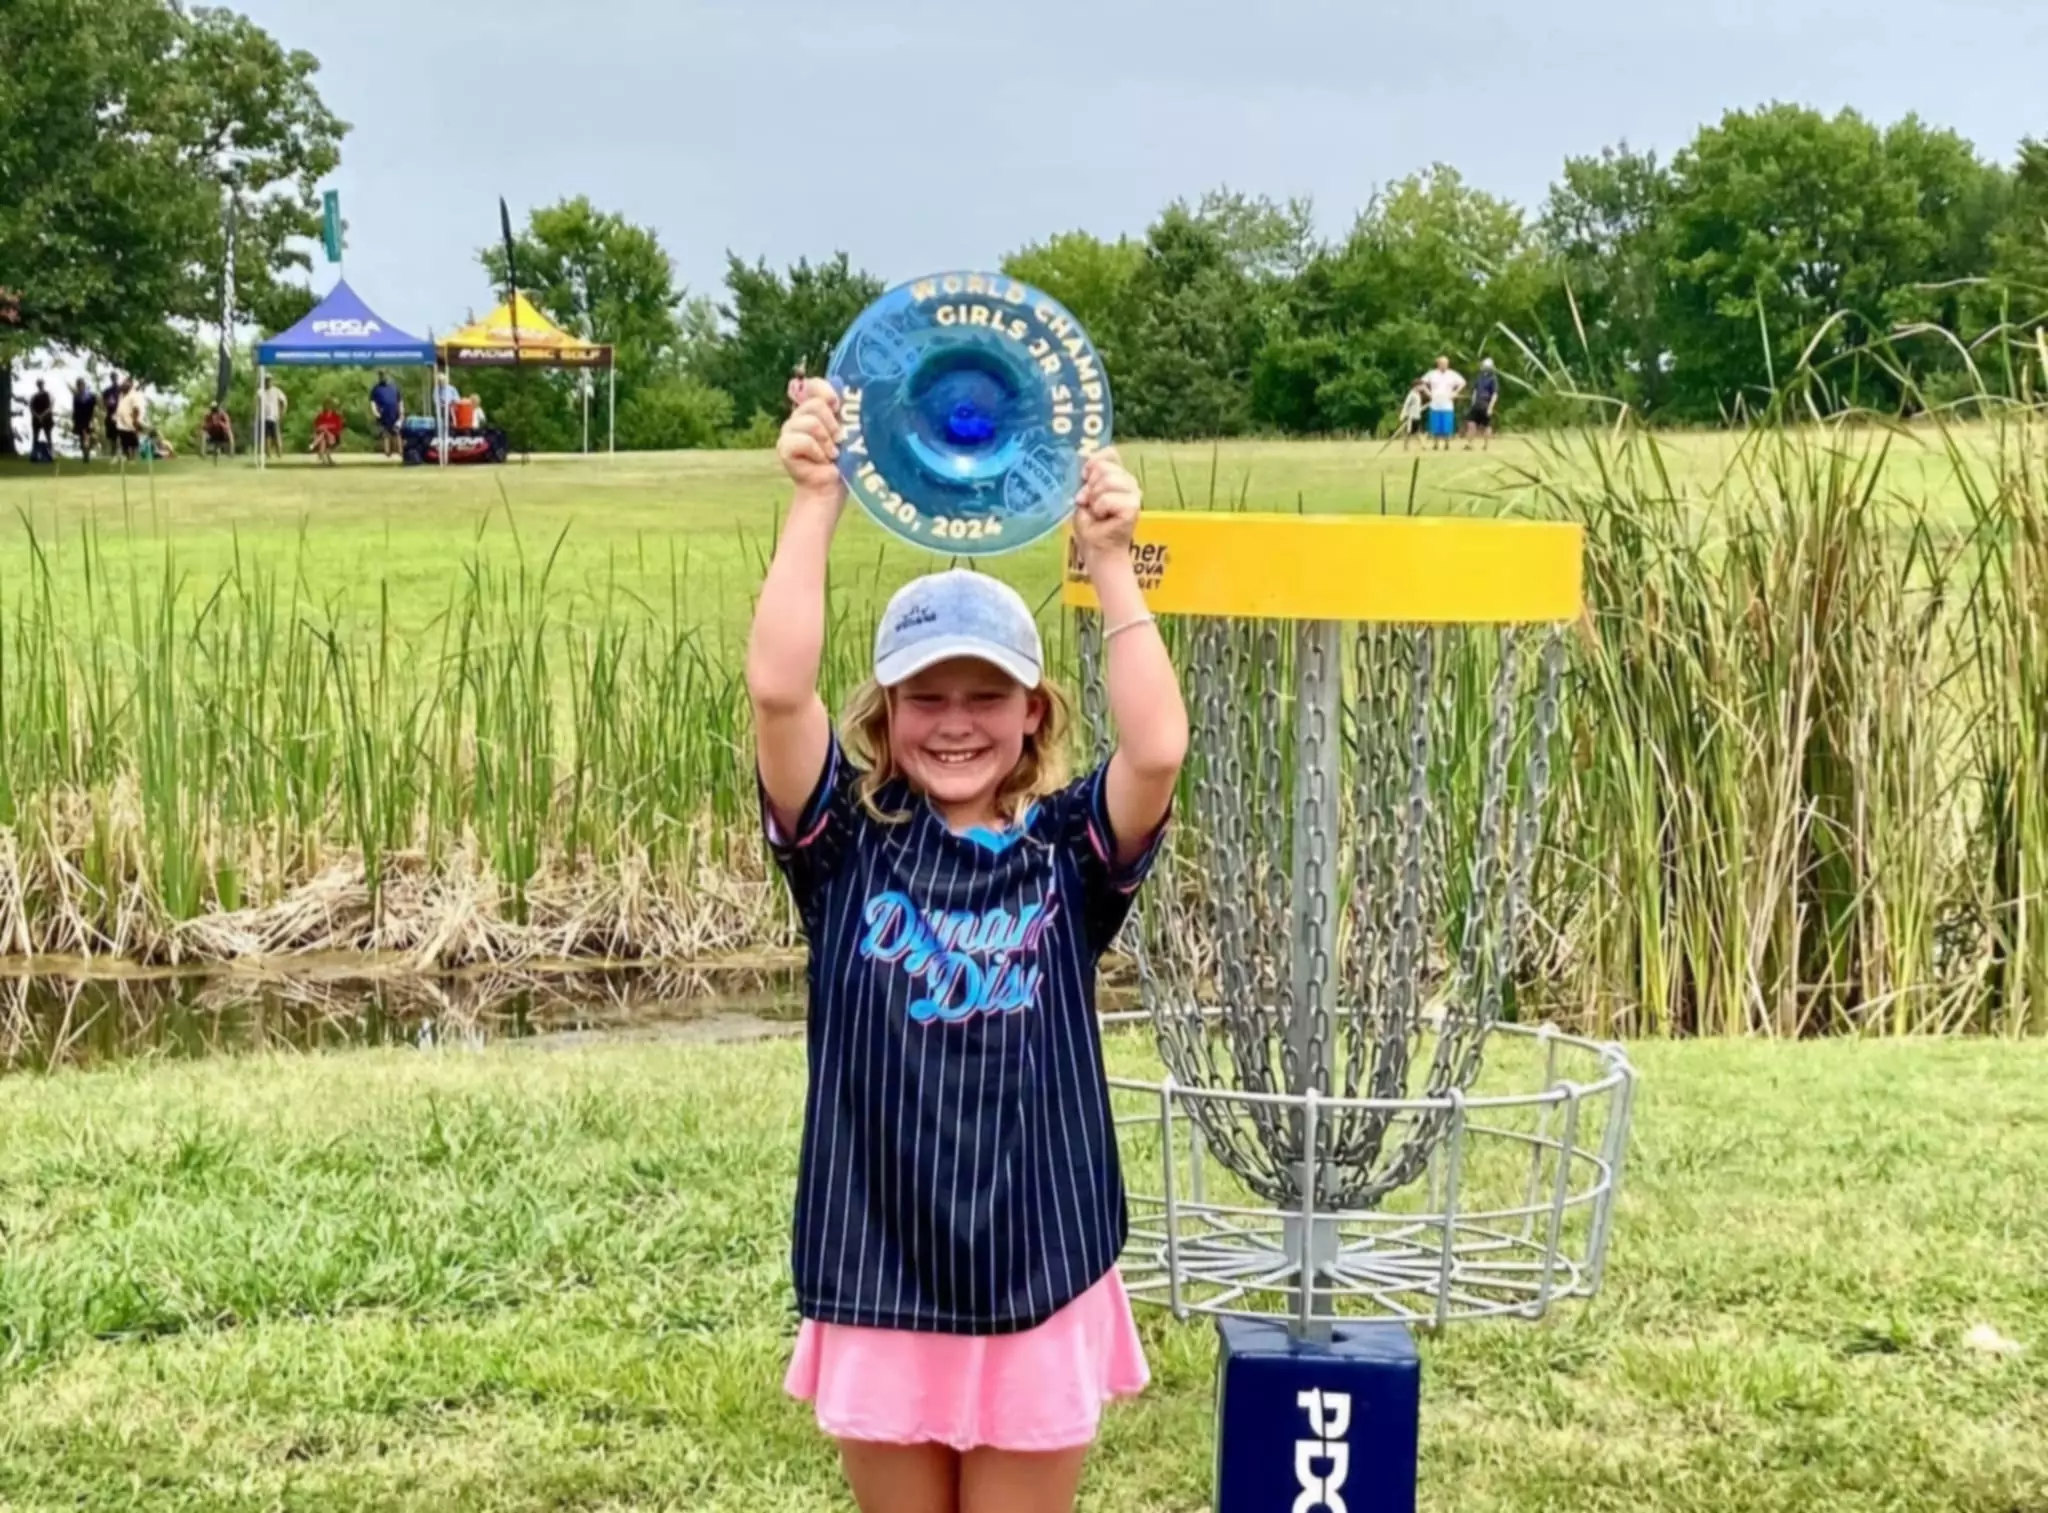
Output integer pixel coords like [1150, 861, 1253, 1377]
[252, 281, 439, 468]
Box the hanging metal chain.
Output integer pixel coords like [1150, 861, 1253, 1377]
[1487, 628, 1566, 1027]
[1298, 625, 1335, 1093]
[1379, 628, 1436, 1086]
[1203, 624, 1287, 1189]
[1437, 626, 1522, 1077]
[1257, 619, 1287, 1026]
[1238, 621, 1293, 1173]
[1298, 625, 1339, 1210]
[1151, 618, 1290, 1197]
[1338, 623, 1403, 1140]
[1142, 609, 1574, 1215]
[1345, 630, 1560, 1209]
[1316, 626, 1438, 1202]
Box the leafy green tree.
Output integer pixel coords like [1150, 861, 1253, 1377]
[479, 197, 686, 387]
[1981, 139, 2048, 368]
[1010, 191, 1309, 436]
[674, 294, 724, 379]
[1001, 231, 1144, 371]
[0, 0, 344, 451]
[183, 6, 349, 336]
[1880, 116, 2010, 339]
[1116, 205, 1264, 439]
[1539, 145, 1674, 412]
[1189, 188, 1318, 284]
[1658, 106, 2006, 417]
[698, 253, 884, 431]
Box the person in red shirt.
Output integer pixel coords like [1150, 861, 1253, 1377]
[311, 399, 345, 465]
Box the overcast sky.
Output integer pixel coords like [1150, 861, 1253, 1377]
[235, 0, 2048, 339]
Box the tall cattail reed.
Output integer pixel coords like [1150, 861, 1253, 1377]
[0, 415, 2041, 1038]
[1522, 413, 2045, 1036]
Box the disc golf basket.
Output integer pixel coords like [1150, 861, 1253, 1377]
[1068, 514, 1636, 1337]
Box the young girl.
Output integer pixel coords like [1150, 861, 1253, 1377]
[749, 380, 1189, 1513]
[1395, 379, 1426, 448]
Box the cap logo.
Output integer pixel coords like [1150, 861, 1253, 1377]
[893, 605, 940, 634]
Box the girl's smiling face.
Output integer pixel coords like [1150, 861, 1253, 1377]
[888, 658, 1044, 827]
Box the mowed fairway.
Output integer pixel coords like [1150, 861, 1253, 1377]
[0, 424, 1999, 643]
[0, 1033, 2042, 1511]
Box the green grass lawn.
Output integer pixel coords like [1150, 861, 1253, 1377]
[1, 1030, 2042, 1511]
[0, 425, 2000, 643]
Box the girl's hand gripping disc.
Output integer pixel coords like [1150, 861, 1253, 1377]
[827, 272, 1114, 557]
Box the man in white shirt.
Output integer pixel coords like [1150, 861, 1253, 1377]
[433, 370, 460, 425]
[1420, 356, 1465, 452]
[259, 376, 288, 459]
[113, 383, 147, 461]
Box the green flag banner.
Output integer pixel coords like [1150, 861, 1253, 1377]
[322, 190, 342, 264]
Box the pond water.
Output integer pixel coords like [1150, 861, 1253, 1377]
[0, 965, 807, 1074]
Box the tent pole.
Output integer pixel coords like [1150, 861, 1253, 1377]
[583, 371, 590, 455]
[608, 364, 616, 457]
[255, 363, 264, 471]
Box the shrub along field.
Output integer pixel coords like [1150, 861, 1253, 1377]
[0, 421, 2040, 1038]
[0, 1032, 2042, 1512]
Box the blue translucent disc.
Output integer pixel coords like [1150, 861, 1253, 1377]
[827, 272, 1115, 557]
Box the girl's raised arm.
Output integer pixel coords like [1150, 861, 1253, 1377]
[1074, 451, 1189, 861]
[747, 380, 846, 836]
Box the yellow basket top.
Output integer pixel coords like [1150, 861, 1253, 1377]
[1061, 512, 1583, 624]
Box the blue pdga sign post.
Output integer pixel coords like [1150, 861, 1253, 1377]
[1213, 1318, 1420, 1513]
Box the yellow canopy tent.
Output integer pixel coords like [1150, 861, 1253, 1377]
[438, 293, 615, 453]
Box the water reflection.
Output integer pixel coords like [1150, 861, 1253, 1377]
[0, 965, 804, 1074]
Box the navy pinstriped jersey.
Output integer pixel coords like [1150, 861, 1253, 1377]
[764, 738, 1164, 1336]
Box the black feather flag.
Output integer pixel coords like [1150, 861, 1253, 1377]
[499, 196, 529, 460]
[499, 197, 521, 354]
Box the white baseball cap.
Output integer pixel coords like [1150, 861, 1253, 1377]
[874, 570, 1043, 689]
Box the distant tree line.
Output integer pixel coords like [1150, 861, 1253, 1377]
[453, 107, 2048, 450]
[6, 0, 2046, 455]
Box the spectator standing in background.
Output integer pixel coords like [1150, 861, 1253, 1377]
[71, 380, 98, 462]
[1465, 358, 1500, 450]
[101, 375, 123, 458]
[1419, 356, 1465, 453]
[113, 382, 147, 460]
[259, 375, 288, 459]
[433, 369, 459, 424]
[27, 380, 55, 462]
[368, 370, 402, 459]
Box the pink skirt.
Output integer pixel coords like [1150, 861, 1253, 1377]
[784, 1268, 1150, 1452]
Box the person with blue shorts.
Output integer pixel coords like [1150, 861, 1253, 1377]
[1420, 356, 1465, 452]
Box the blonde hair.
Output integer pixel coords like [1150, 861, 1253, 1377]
[841, 674, 1074, 824]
